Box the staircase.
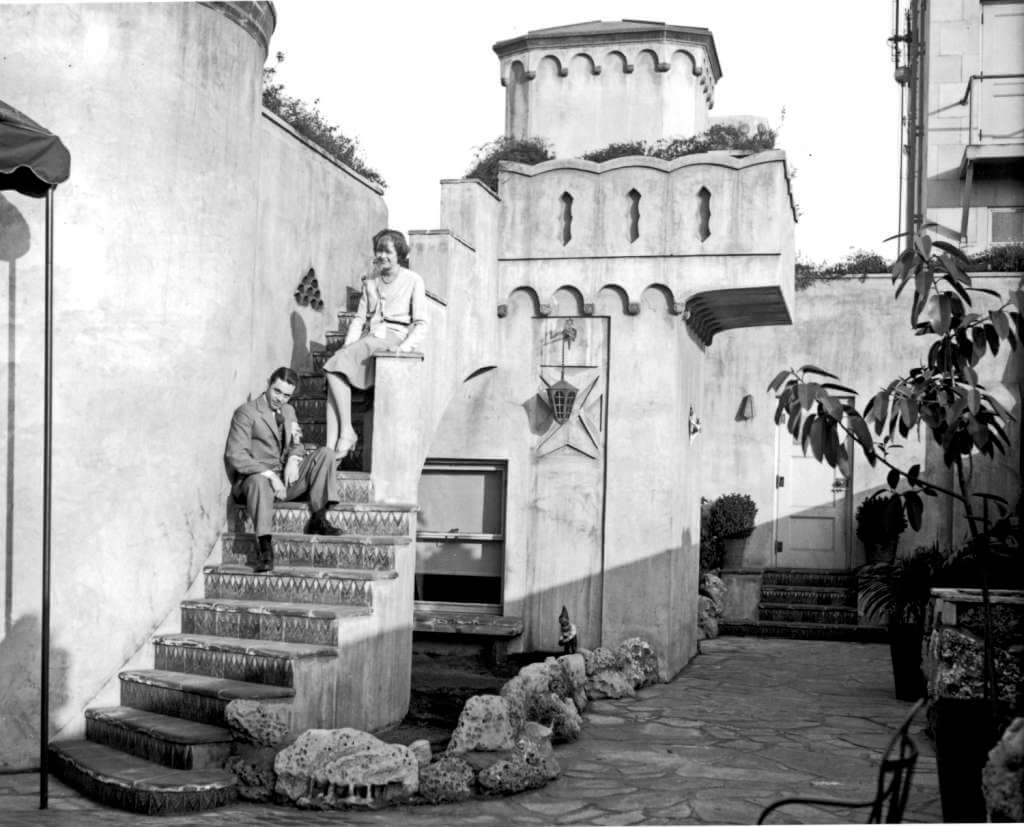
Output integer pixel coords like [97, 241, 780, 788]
[50, 324, 416, 815]
[720, 568, 887, 642]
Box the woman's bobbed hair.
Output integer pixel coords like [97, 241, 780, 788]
[373, 228, 410, 269]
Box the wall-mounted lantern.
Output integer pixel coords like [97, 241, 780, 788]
[547, 319, 579, 423]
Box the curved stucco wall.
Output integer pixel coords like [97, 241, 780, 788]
[0, 3, 388, 769]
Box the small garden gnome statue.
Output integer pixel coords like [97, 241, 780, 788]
[558, 606, 578, 654]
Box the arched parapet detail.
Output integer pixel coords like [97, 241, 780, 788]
[603, 49, 634, 74]
[637, 48, 670, 73]
[537, 54, 568, 79]
[498, 285, 544, 319]
[640, 283, 682, 316]
[594, 284, 634, 316]
[551, 284, 586, 316]
[571, 52, 601, 75]
[500, 58, 535, 87]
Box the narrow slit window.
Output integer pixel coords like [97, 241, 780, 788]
[560, 192, 573, 246]
[697, 187, 711, 241]
[628, 189, 641, 242]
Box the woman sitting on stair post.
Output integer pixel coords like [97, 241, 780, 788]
[322, 228, 427, 458]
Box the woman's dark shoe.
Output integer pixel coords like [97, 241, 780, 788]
[253, 535, 274, 573]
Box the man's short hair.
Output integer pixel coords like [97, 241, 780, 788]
[269, 367, 299, 388]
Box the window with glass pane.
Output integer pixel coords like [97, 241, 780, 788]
[415, 461, 505, 613]
[991, 209, 1024, 244]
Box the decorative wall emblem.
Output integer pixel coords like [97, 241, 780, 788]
[536, 318, 605, 459]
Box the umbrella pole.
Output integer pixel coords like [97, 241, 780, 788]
[39, 187, 53, 810]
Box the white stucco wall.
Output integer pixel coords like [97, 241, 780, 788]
[702, 274, 1022, 568]
[0, 3, 386, 769]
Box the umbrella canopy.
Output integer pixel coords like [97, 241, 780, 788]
[0, 98, 70, 196]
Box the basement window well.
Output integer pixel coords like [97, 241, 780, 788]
[415, 460, 506, 614]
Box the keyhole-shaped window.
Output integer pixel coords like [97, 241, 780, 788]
[697, 186, 711, 242]
[560, 192, 573, 246]
[627, 189, 641, 243]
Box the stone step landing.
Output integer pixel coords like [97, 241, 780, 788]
[759, 585, 856, 607]
[49, 739, 237, 815]
[230, 502, 414, 536]
[719, 620, 888, 643]
[181, 597, 370, 645]
[153, 633, 337, 687]
[119, 669, 294, 727]
[221, 532, 404, 570]
[84, 706, 232, 771]
[758, 602, 859, 625]
[203, 564, 392, 607]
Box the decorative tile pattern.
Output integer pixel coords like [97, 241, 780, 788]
[49, 741, 236, 815]
[120, 681, 228, 727]
[222, 535, 394, 569]
[292, 396, 326, 421]
[154, 644, 295, 687]
[204, 570, 374, 607]
[758, 605, 859, 624]
[231, 503, 411, 536]
[761, 570, 856, 589]
[85, 715, 230, 771]
[298, 373, 326, 397]
[181, 606, 338, 646]
[760, 586, 855, 606]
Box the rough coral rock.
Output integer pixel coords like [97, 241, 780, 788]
[558, 653, 588, 712]
[227, 743, 277, 802]
[698, 595, 720, 640]
[447, 694, 517, 754]
[617, 638, 661, 687]
[417, 756, 476, 804]
[476, 738, 560, 795]
[274, 728, 418, 809]
[408, 739, 432, 768]
[224, 699, 291, 747]
[583, 646, 620, 677]
[586, 668, 637, 700]
[983, 716, 1024, 822]
[498, 675, 528, 734]
[520, 721, 554, 754]
[700, 572, 727, 616]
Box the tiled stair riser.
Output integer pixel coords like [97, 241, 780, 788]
[298, 374, 326, 397]
[48, 744, 237, 815]
[203, 570, 375, 607]
[761, 570, 856, 589]
[230, 504, 410, 536]
[758, 605, 859, 624]
[180, 606, 339, 646]
[221, 535, 395, 569]
[759, 586, 855, 606]
[85, 716, 230, 771]
[154, 644, 296, 687]
[719, 621, 883, 642]
[120, 680, 230, 728]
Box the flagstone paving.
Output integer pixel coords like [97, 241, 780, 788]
[0, 637, 943, 826]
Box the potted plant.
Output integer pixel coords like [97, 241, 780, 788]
[858, 544, 945, 701]
[855, 491, 907, 563]
[709, 493, 757, 569]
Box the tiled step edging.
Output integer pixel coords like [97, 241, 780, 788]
[84, 707, 232, 770]
[221, 533, 402, 570]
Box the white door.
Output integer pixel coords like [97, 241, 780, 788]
[979, 3, 1024, 142]
[773, 427, 853, 570]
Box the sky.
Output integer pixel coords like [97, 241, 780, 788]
[268, 0, 905, 263]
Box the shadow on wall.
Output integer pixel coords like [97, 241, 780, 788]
[0, 614, 69, 770]
[1, 195, 31, 637]
[289, 309, 312, 375]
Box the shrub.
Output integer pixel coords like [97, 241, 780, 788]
[796, 249, 891, 291]
[465, 136, 553, 193]
[699, 498, 724, 570]
[262, 54, 385, 188]
[859, 544, 947, 626]
[580, 123, 776, 166]
[855, 491, 907, 553]
[969, 243, 1024, 272]
[708, 493, 757, 540]
[581, 141, 649, 163]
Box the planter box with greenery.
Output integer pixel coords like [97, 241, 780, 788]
[709, 493, 757, 569]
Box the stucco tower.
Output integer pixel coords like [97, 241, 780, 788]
[494, 19, 722, 157]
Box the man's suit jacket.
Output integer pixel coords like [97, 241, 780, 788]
[224, 392, 304, 496]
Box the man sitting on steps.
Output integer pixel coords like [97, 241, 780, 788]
[224, 367, 342, 573]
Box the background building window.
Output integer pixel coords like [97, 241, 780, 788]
[991, 208, 1024, 244]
